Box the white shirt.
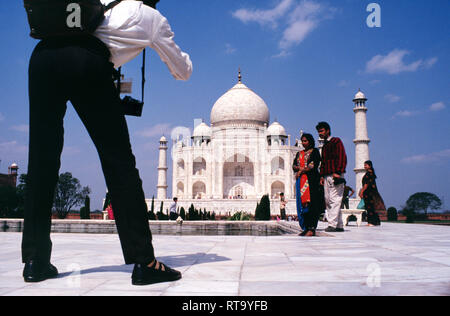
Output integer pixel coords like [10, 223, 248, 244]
[169, 202, 177, 214]
[95, 0, 193, 81]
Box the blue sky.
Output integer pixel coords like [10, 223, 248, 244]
[0, 0, 449, 211]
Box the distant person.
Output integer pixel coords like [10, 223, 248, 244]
[341, 182, 355, 209]
[359, 161, 386, 226]
[293, 133, 323, 236]
[169, 197, 178, 221]
[279, 193, 287, 220]
[21, 0, 191, 285]
[316, 122, 348, 233]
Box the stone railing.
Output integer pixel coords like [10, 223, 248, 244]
[148, 198, 299, 217]
[1, 219, 299, 236]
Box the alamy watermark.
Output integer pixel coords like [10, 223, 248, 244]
[366, 263, 381, 288]
[66, 3, 81, 29]
[366, 3, 382, 28]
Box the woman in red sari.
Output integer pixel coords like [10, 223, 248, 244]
[293, 134, 323, 236]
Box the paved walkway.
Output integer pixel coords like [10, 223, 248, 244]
[1, 222, 449, 296]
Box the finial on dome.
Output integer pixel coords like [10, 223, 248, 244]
[238, 67, 242, 83]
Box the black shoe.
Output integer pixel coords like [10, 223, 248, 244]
[336, 228, 345, 232]
[324, 226, 337, 232]
[23, 261, 58, 283]
[132, 261, 182, 286]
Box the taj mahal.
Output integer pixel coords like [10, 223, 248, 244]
[149, 71, 371, 216]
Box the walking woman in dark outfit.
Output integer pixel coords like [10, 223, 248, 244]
[293, 134, 324, 236]
[359, 161, 386, 226]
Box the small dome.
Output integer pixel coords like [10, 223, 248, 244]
[267, 121, 287, 137]
[192, 122, 212, 138]
[354, 89, 367, 100]
[159, 136, 167, 142]
[10, 163, 18, 168]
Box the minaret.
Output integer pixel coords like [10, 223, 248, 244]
[8, 163, 19, 187]
[353, 89, 370, 195]
[157, 136, 168, 200]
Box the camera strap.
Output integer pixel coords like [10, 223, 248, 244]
[116, 49, 146, 103]
[141, 49, 146, 103]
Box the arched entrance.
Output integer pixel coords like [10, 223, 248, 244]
[271, 181, 285, 199]
[223, 154, 255, 199]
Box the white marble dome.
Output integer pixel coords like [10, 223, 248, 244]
[267, 121, 287, 137]
[211, 81, 270, 127]
[193, 122, 212, 138]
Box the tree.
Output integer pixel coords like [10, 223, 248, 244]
[387, 207, 398, 221]
[180, 207, 186, 220]
[0, 186, 19, 218]
[80, 196, 91, 220]
[189, 203, 196, 221]
[148, 196, 156, 220]
[103, 191, 111, 211]
[15, 174, 28, 217]
[402, 208, 416, 223]
[255, 195, 271, 221]
[406, 192, 443, 216]
[53, 172, 91, 219]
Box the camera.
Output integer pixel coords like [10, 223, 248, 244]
[113, 68, 145, 117]
[121, 96, 144, 117]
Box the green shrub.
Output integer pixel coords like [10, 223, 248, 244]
[148, 196, 156, 220]
[80, 196, 91, 220]
[387, 207, 398, 221]
[229, 211, 252, 221]
[403, 208, 416, 223]
[255, 195, 271, 221]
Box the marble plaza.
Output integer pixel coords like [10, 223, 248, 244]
[1, 222, 449, 296]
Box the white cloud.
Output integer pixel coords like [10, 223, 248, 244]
[232, 0, 294, 28]
[385, 94, 401, 103]
[402, 149, 450, 164]
[135, 123, 172, 138]
[424, 57, 438, 69]
[338, 80, 349, 87]
[272, 50, 292, 59]
[232, 0, 335, 57]
[279, 0, 323, 50]
[391, 110, 420, 119]
[0, 141, 28, 155]
[366, 49, 438, 75]
[430, 102, 445, 112]
[10, 124, 29, 133]
[225, 43, 237, 55]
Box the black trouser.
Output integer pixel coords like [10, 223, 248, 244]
[170, 212, 178, 221]
[341, 198, 349, 209]
[21, 36, 155, 265]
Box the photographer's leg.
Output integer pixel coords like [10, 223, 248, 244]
[69, 60, 155, 265]
[22, 48, 67, 264]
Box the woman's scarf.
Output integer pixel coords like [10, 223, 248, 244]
[299, 150, 311, 206]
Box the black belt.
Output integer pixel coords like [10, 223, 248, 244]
[36, 34, 111, 60]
